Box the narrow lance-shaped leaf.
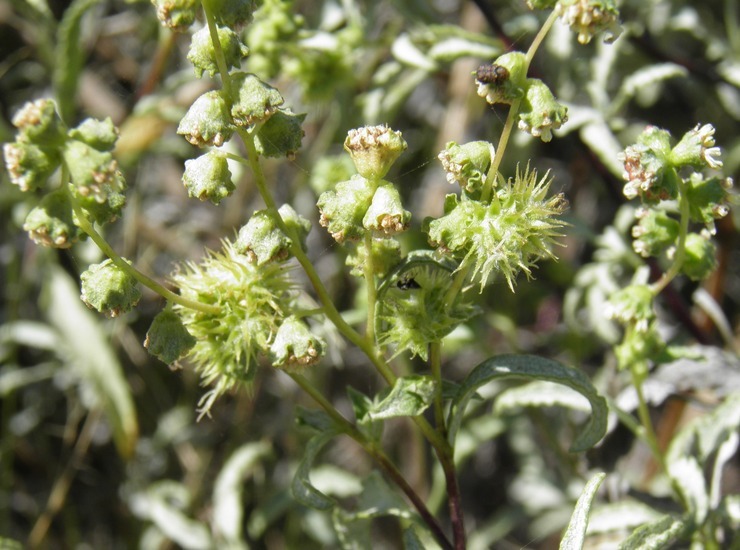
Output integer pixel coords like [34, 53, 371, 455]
[560, 472, 606, 550]
[619, 515, 688, 550]
[292, 429, 340, 511]
[447, 354, 608, 452]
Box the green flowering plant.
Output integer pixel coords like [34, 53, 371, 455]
[3, 0, 739, 548]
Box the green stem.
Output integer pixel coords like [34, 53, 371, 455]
[287, 372, 454, 550]
[201, 0, 233, 98]
[651, 174, 690, 295]
[430, 342, 446, 435]
[363, 232, 377, 343]
[69, 190, 220, 315]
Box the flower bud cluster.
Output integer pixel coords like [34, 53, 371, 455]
[151, 0, 254, 31]
[526, 0, 621, 44]
[235, 204, 311, 265]
[474, 53, 568, 142]
[80, 259, 142, 317]
[167, 240, 325, 415]
[3, 99, 127, 248]
[425, 164, 568, 291]
[317, 125, 410, 243]
[438, 141, 493, 195]
[618, 124, 732, 281]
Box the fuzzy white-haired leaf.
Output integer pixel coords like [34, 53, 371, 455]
[618, 515, 687, 550]
[560, 472, 606, 550]
[495, 380, 592, 415]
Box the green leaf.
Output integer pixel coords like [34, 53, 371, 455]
[347, 386, 383, 440]
[54, 0, 101, 122]
[212, 441, 272, 544]
[296, 406, 336, 433]
[367, 375, 436, 420]
[495, 380, 592, 415]
[448, 354, 607, 452]
[586, 501, 662, 536]
[43, 266, 138, 458]
[618, 515, 687, 550]
[668, 457, 708, 524]
[559, 472, 606, 550]
[292, 429, 339, 511]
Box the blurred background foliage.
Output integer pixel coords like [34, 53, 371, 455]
[0, 0, 739, 547]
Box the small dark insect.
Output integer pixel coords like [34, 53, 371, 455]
[475, 64, 509, 85]
[397, 277, 421, 291]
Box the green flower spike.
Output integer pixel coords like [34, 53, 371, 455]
[68, 117, 119, 151]
[427, 166, 568, 290]
[235, 204, 311, 265]
[270, 316, 326, 371]
[317, 174, 375, 242]
[178, 91, 234, 148]
[363, 183, 411, 236]
[11, 99, 66, 146]
[230, 72, 284, 127]
[144, 309, 196, 365]
[517, 79, 569, 142]
[170, 240, 294, 416]
[438, 140, 494, 194]
[150, 0, 198, 31]
[254, 109, 306, 159]
[187, 26, 249, 79]
[556, 0, 622, 44]
[23, 188, 80, 248]
[182, 150, 235, 204]
[80, 259, 142, 317]
[3, 141, 60, 192]
[343, 125, 407, 181]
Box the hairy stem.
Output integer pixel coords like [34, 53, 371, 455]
[363, 232, 377, 343]
[651, 174, 690, 295]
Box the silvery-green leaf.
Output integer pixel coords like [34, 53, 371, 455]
[618, 515, 687, 550]
[560, 472, 606, 550]
[367, 375, 436, 420]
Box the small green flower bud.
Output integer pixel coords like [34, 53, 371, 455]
[317, 174, 375, 242]
[517, 79, 569, 142]
[235, 204, 310, 264]
[62, 140, 120, 203]
[182, 150, 234, 204]
[618, 126, 673, 201]
[209, 0, 255, 27]
[556, 0, 622, 45]
[230, 72, 284, 127]
[343, 125, 407, 180]
[178, 91, 234, 148]
[80, 259, 142, 317]
[68, 117, 119, 151]
[680, 232, 717, 281]
[151, 0, 198, 31]
[475, 52, 527, 105]
[187, 26, 249, 79]
[254, 109, 306, 158]
[606, 284, 654, 332]
[438, 140, 494, 194]
[631, 208, 679, 258]
[23, 188, 80, 248]
[686, 174, 733, 231]
[363, 183, 411, 236]
[144, 309, 196, 364]
[346, 237, 402, 278]
[3, 141, 60, 192]
[669, 123, 722, 170]
[270, 315, 325, 370]
[11, 99, 66, 146]
[614, 321, 663, 377]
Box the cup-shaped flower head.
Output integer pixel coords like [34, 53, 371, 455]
[11, 99, 66, 147]
[4, 141, 60, 192]
[556, 0, 622, 44]
[670, 123, 723, 170]
[617, 126, 674, 202]
[343, 125, 407, 181]
[230, 72, 284, 127]
[178, 91, 234, 148]
[631, 208, 679, 258]
[254, 109, 306, 158]
[235, 204, 311, 265]
[145, 309, 196, 365]
[438, 140, 494, 194]
[362, 183, 411, 236]
[182, 150, 235, 204]
[62, 140, 121, 204]
[270, 315, 326, 371]
[68, 117, 119, 152]
[475, 52, 527, 106]
[427, 166, 567, 291]
[187, 25, 249, 79]
[23, 188, 81, 248]
[80, 259, 142, 317]
[686, 173, 733, 233]
[170, 240, 294, 416]
[317, 174, 375, 242]
[517, 79, 569, 142]
[151, 0, 198, 31]
[679, 231, 717, 281]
